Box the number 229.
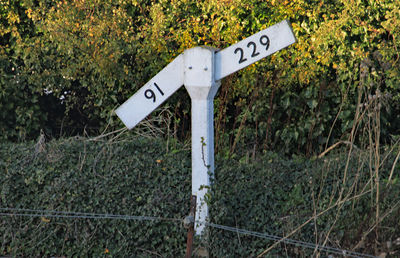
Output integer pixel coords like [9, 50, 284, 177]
[234, 35, 270, 64]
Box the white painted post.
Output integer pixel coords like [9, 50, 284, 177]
[115, 19, 296, 237]
[184, 46, 220, 235]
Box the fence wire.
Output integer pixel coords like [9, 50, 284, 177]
[0, 207, 377, 258]
[0, 207, 180, 222]
[204, 222, 377, 258]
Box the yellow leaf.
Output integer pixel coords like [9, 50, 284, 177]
[25, 8, 33, 19]
[41, 217, 50, 223]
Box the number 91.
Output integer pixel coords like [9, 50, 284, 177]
[144, 82, 165, 103]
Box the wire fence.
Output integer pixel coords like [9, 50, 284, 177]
[203, 222, 377, 258]
[0, 207, 377, 258]
[0, 207, 179, 222]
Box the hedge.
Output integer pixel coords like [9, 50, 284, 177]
[1, 136, 399, 256]
[2, 0, 400, 156]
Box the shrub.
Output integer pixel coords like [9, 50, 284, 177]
[1, 136, 399, 256]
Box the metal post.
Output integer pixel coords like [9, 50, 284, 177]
[185, 195, 197, 258]
[184, 46, 220, 235]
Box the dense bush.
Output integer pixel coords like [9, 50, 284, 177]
[210, 150, 400, 257]
[0, 137, 191, 257]
[1, 0, 400, 155]
[1, 136, 399, 256]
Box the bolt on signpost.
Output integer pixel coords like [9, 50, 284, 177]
[116, 20, 296, 236]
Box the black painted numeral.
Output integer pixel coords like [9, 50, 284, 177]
[234, 47, 247, 64]
[145, 89, 156, 102]
[247, 41, 260, 57]
[154, 82, 164, 95]
[259, 35, 270, 50]
[144, 82, 165, 102]
[234, 34, 271, 64]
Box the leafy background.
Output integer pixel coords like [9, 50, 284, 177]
[1, 0, 400, 256]
[1, 0, 399, 155]
[1, 137, 399, 256]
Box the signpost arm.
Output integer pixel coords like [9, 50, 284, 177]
[214, 19, 296, 80]
[115, 54, 184, 129]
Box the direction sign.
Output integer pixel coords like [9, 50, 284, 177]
[115, 54, 184, 129]
[115, 19, 297, 236]
[117, 20, 295, 129]
[214, 19, 296, 80]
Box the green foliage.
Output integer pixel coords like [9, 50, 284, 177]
[1, 0, 400, 155]
[0, 137, 191, 256]
[1, 137, 399, 256]
[210, 148, 400, 257]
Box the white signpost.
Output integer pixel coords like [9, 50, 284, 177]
[116, 19, 296, 235]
